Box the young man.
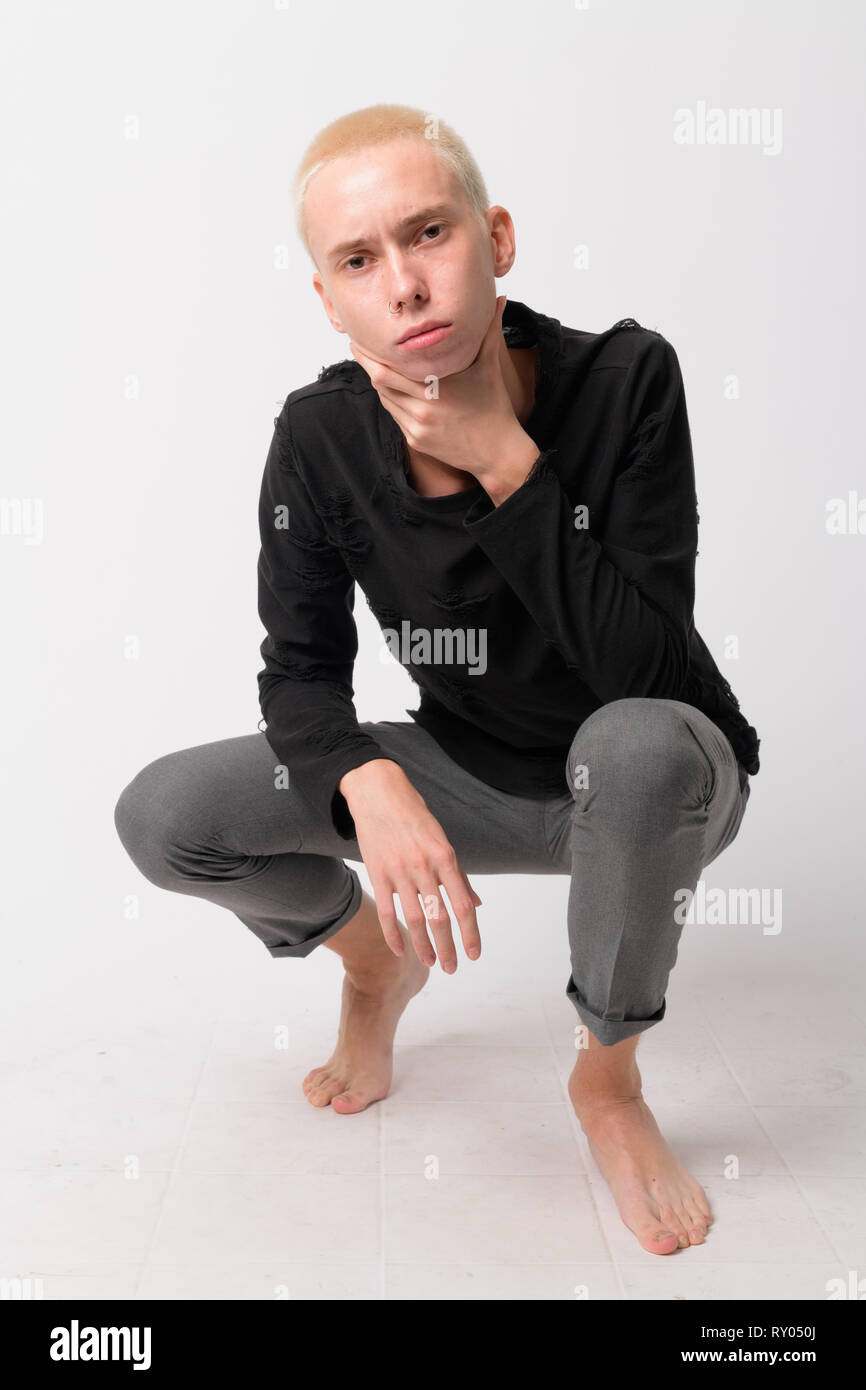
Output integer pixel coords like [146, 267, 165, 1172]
[114, 104, 760, 1258]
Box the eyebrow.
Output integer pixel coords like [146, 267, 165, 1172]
[325, 204, 455, 263]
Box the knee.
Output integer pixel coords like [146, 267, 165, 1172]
[568, 698, 709, 799]
[113, 753, 191, 886]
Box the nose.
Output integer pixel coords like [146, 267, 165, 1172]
[383, 257, 426, 316]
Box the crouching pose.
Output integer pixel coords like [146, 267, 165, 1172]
[114, 104, 760, 1257]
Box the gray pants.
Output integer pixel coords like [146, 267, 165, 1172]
[113, 698, 751, 1046]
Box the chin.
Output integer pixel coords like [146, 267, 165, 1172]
[422, 340, 477, 378]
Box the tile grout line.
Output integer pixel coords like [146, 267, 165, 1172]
[695, 988, 850, 1266]
[131, 1016, 220, 1301]
[540, 999, 627, 1300]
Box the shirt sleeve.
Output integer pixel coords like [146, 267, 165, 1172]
[461, 332, 698, 703]
[256, 410, 399, 839]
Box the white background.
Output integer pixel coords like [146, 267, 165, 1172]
[2, 1, 863, 1065]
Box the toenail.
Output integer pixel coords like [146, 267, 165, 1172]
[678, 1235, 688, 1247]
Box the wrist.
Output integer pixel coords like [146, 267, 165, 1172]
[339, 758, 406, 805]
[479, 426, 542, 506]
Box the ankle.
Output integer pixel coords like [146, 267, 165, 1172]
[345, 934, 414, 991]
[570, 1056, 642, 1103]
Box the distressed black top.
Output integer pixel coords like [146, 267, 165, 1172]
[257, 297, 761, 840]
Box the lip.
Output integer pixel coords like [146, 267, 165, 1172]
[396, 320, 453, 349]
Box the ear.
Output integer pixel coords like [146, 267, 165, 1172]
[312, 275, 343, 333]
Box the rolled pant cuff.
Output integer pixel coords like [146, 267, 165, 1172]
[266, 872, 363, 959]
[566, 978, 667, 1046]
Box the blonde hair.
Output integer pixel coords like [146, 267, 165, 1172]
[293, 103, 491, 266]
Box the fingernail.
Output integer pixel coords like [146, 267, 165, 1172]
[468, 947, 480, 959]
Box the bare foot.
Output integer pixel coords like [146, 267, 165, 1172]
[302, 929, 429, 1113]
[568, 1063, 713, 1255]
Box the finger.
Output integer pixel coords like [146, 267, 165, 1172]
[351, 346, 427, 401]
[393, 877, 436, 965]
[376, 384, 419, 432]
[416, 882, 458, 974]
[369, 875, 405, 956]
[440, 868, 482, 960]
[348, 340, 388, 374]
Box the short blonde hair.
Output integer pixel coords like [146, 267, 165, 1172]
[293, 103, 491, 266]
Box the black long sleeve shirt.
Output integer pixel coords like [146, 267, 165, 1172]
[257, 297, 761, 840]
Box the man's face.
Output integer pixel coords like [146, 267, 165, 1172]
[306, 138, 502, 382]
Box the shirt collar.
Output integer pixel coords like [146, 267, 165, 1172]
[501, 298, 564, 440]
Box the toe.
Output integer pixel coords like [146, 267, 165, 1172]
[640, 1227, 680, 1255]
[674, 1202, 708, 1246]
[306, 1072, 343, 1106]
[634, 1213, 681, 1255]
[331, 1091, 367, 1113]
[685, 1200, 711, 1233]
[657, 1208, 690, 1250]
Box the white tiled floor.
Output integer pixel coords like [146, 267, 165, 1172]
[2, 911, 865, 1301]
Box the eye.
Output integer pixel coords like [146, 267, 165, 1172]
[341, 223, 445, 272]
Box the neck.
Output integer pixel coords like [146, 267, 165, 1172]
[499, 338, 537, 429]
